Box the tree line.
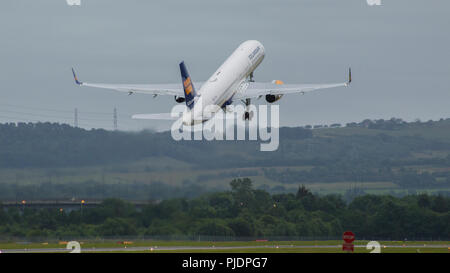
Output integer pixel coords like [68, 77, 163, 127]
[0, 179, 448, 240]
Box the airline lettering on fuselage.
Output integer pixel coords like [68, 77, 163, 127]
[248, 46, 261, 61]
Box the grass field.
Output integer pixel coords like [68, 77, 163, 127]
[146, 247, 448, 253]
[3, 158, 442, 197]
[313, 122, 450, 143]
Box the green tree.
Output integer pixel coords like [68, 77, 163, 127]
[195, 220, 235, 237]
[432, 195, 449, 213]
[230, 178, 255, 209]
[228, 217, 254, 237]
[97, 218, 137, 236]
[417, 193, 431, 209]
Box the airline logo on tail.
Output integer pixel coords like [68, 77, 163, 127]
[183, 77, 193, 96]
[179, 61, 197, 109]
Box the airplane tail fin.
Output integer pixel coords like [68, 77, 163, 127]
[179, 61, 197, 109]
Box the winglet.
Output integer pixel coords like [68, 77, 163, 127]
[72, 68, 83, 85]
[347, 67, 352, 86]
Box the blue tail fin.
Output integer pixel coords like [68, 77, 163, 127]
[179, 61, 197, 109]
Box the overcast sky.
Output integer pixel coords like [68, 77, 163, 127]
[0, 0, 449, 131]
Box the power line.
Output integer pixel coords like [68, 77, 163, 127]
[0, 114, 47, 123]
[0, 102, 134, 118]
[0, 102, 140, 130]
[0, 115, 134, 129]
[0, 103, 73, 113]
[113, 107, 118, 130]
[74, 108, 78, 127]
[0, 109, 121, 122]
[0, 109, 73, 120]
[0, 107, 133, 122]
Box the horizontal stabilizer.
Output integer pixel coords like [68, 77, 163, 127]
[132, 113, 181, 120]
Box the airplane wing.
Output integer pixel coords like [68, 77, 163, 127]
[71, 68, 202, 96]
[233, 68, 351, 100]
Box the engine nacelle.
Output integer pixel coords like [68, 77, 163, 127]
[174, 96, 185, 103]
[265, 94, 283, 103]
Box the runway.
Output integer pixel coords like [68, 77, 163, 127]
[1, 244, 448, 253]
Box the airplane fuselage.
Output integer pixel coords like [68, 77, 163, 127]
[182, 40, 265, 125]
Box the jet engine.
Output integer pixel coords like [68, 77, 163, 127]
[265, 80, 284, 103]
[174, 96, 185, 103]
[265, 94, 283, 103]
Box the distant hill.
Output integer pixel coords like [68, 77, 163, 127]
[0, 118, 449, 199]
[0, 122, 315, 168]
[1, 118, 450, 169]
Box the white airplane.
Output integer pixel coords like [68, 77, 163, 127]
[72, 40, 351, 125]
